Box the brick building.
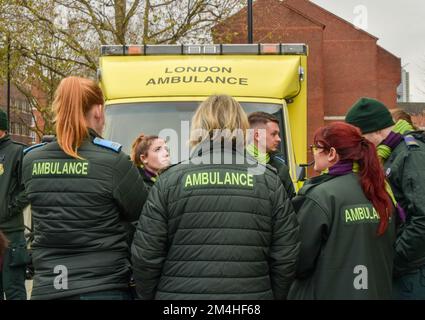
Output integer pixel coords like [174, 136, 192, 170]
[0, 83, 35, 145]
[214, 0, 401, 153]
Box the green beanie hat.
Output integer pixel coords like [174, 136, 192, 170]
[0, 109, 8, 131]
[345, 97, 394, 134]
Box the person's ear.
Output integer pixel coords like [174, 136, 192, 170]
[140, 154, 148, 164]
[328, 147, 339, 163]
[95, 104, 104, 119]
[253, 129, 260, 143]
[92, 104, 102, 120]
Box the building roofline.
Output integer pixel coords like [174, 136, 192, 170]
[398, 102, 425, 107]
[377, 45, 401, 61]
[301, 0, 379, 40]
[212, 0, 325, 33]
[282, 2, 326, 29]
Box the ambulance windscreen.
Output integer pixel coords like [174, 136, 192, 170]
[104, 101, 285, 164]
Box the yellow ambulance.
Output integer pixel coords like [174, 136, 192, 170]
[99, 43, 308, 185]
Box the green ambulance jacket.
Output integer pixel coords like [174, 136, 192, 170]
[22, 129, 147, 299]
[268, 151, 296, 199]
[132, 142, 300, 300]
[289, 173, 396, 300]
[383, 132, 425, 276]
[0, 134, 27, 233]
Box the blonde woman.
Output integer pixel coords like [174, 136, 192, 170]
[22, 76, 147, 300]
[131, 94, 300, 300]
[130, 134, 170, 190]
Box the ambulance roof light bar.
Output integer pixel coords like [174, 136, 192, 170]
[100, 43, 307, 56]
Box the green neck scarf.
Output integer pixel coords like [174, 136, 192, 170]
[246, 144, 270, 164]
[385, 180, 398, 212]
[377, 120, 415, 161]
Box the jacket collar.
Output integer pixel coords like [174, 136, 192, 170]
[190, 139, 249, 161]
[0, 134, 11, 150]
[88, 128, 102, 140]
[298, 174, 338, 196]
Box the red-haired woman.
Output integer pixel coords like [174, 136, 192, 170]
[289, 122, 397, 300]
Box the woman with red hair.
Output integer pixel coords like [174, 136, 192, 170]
[289, 122, 397, 299]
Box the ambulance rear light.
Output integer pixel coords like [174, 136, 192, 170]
[260, 44, 280, 54]
[100, 43, 307, 56]
[126, 45, 144, 55]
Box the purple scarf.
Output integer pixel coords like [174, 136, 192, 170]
[143, 167, 157, 181]
[379, 132, 406, 222]
[328, 159, 355, 176]
[381, 131, 403, 149]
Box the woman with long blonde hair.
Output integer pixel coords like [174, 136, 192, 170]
[22, 76, 147, 300]
[132, 94, 299, 300]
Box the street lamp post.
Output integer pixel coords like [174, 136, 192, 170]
[248, 0, 253, 43]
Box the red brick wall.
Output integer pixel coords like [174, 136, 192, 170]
[285, 0, 401, 117]
[214, 0, 326, 163]
[377, 46, 401, 109]
[214, 0, 401, 161]
[322, 40, 379, 117]
[0, 84, 33, 145]
[286, 0, 377, 42]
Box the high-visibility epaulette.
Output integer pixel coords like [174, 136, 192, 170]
[404, 134, 419, 148]
[92, 137, 122, 153]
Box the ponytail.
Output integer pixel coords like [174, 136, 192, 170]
[131, 133, 146, 166]
[314, 122, 393, 235]
[357, 139, 392, 235]
[130, 133, 159, 166]
[53, 77, 104, 159]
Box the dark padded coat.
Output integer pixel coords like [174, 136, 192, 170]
[268, 151, 296, 199]
[22, 129, 147, 299]
[289, 173, 396, 300]
[131, 142, 300, 300]
[384, 132, 425, 276]
[0, 134, 28, 233]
